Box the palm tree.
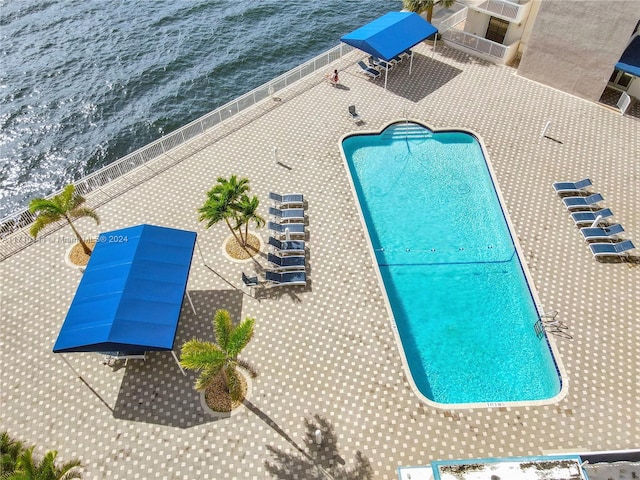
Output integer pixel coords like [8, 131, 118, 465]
[198, 187, 244, 246]
[8, 446, 82, 480]
[198, 175, 264, 249]
[180, 309, 255, 402]
[1, 431, 24, 475]
[403, 0, 455, 23]
[235, 194, 265, 247]
[29, 184, 100, 256]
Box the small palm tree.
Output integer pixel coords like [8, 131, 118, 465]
[29, 184, 100, 256]
[198, 187, 244, 246]
[1, 431, 24, 475]
[9, 446, 82, 480]
[403, 0, 455, 23]
[198, 175, 264, 250]
[235, 194, 265, 247]
[180, 309, 255, 401]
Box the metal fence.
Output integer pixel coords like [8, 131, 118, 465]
[0, 43, 355, 260]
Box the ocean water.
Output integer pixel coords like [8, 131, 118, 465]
[0, 0, 401, 219]
[342, 124, 561, 404]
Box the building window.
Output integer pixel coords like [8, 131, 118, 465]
[486, 16, 509, 44]
[609, 69, 634, 90]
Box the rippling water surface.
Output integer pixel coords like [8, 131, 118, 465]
[0, 0, 401, 218]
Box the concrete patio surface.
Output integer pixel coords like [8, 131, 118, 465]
[1, 42, 638, 479]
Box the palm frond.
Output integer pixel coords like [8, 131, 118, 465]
[213, 309, 233, 350]
[193, 365, 223, 391]
[226, 317, 255, 358]
[70, 207, 100, 225]
[180, 340, 225, 370]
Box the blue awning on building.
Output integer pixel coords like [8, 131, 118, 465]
[340, 11, 438, 62]
[615, 35, 640, 77]
[53, 224, 197, 354]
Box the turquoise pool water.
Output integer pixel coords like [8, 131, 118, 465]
[342, 123, 561, 404]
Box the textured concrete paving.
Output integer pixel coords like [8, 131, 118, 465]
[1, 42, 638, 479]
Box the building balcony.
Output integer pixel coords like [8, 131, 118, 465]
[440, 28, 520, 64]
[465, 0, 532, 24]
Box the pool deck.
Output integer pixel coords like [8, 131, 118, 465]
[1, 42, 638, 479]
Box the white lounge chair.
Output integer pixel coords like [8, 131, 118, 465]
[269, 207, 304, 222]
[580, 224, 624, 242]
[553, 178, 592, 195]
[268, 236, 305, 254]
[348, 105, 361, 123]
[265, 270, 306, 287]
[269, 192, 304, 208]
[267, 253, 305, 271]
[562, 193, 604, 211]
[570, 208, 613, 227]
[589, 240, 635, 259]
[267, 221, 305, 239]
[356, 60, 381, 79]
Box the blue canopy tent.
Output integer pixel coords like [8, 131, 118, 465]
[615, 35, 640, 77]
[53, 224, 197, 373]
[340, 11, 438, 89]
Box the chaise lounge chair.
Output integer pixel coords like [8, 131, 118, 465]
[242, 272, 259, 287]
[269, 207, 305, 222]
[553, 178, 592, 195]
[562, 193, 604, 211]
[268, 236, 305, 254]
[580, 223, 624, 242]
[357, 60, 381, 79]
[269, 192, 304, 208]
[265, 270, 307, 287]
[570, 208, 613, 227]
[368, 55, 393, 70]
[348, 105, 361, 123]
[267, 221, 305, 239]
[589, 239, 635, 259]
[267, 252, 305, 271]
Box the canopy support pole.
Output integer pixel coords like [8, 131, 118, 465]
[172, 350, 187, 376]
[409, 50, 414, 75]
[433, 35, 437, 58]
[384, 67, 388, 90]
[186, 290, 196, 315]
[59, 354, 114, 412]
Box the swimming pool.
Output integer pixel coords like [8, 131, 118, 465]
[341, 122, 562, 406]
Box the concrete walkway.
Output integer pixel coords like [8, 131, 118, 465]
[1, 42, 638, 479]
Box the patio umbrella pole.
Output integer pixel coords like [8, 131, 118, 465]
[171, 350, 187, 376]
[60, 354, 114, 412]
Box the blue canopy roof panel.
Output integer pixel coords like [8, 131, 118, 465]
[615, 35, 640, 77]
[340, 12, 437, 62]
[53, 224, 197, 353]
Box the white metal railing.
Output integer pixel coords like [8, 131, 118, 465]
[441, 29, 511, 60]
[432, 6, 468, 33]
[0, 42, 356, 260]
[474, 0, 530, 23]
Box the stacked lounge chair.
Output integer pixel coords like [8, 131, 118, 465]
[553, 179, 635, 261]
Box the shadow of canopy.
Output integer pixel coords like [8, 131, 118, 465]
[372, 52, 463, 102]
[112, 289, 244, 428]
